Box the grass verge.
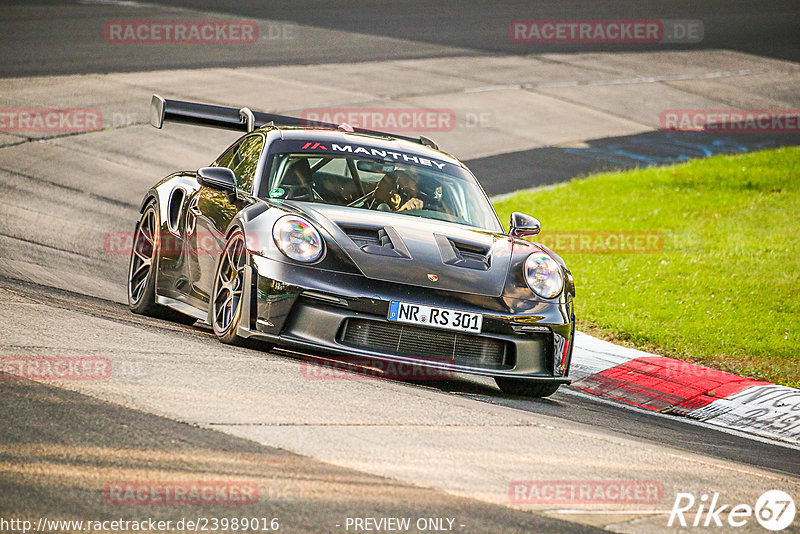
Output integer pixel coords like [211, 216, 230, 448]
[493, 147, 800, 388]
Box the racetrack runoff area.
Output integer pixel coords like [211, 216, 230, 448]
[1, 8, 800, 531]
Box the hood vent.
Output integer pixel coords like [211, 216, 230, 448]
[343, 226, 410, 258]
[435, 234, 491, 270]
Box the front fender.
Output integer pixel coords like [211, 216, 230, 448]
[141, 172, 201, 220]
[236, 202, 362, 275]
[504, 237, 574, 303]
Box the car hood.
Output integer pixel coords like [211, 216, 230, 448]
[291, 203, 513, 297]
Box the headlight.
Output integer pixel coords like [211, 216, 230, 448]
[524, 253, 564, 299]
[272, 216, 324, 263]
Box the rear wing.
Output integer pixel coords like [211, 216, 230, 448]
[148, 94, 439, 150]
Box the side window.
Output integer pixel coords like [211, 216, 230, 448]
[229, 135, 264, 192]
[213, 138, 243, 169]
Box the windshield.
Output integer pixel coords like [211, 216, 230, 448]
[259, 141, 501, 231]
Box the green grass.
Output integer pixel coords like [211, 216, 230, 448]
[493, 147, 800, 388]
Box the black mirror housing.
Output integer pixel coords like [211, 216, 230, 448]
[197, 167, 237, 194]
[509, 212, 541, 237]
[356, 160, 396, 173]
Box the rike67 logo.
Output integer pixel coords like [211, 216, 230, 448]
[669, 490, 796, 531]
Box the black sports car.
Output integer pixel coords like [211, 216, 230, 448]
[129, 95, 575, 397]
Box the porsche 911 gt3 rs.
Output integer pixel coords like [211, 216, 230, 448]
[129, 95, 575, 397]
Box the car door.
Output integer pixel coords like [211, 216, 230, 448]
[188, 133, 265, 304]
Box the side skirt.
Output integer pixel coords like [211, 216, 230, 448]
[156, 294, 209, 324]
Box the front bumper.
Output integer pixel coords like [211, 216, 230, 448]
[239, 254, 574, 382]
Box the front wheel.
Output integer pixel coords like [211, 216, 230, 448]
[495, 377, 561, 398]
[211, 229, 254, 346]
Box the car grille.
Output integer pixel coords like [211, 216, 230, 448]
[339, 318, 511, 370]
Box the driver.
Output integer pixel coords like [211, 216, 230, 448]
[373, 169, 423, 212]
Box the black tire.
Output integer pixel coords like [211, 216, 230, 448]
[127, 200, 196, 325]
[495, 377, 561, 398]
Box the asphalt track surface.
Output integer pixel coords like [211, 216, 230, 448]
[1, 1, 800, 533]
[3, 0, 799, 194]
[2, 0, 800, 77]
[1, 375, 596, 534]
[159, 0, 800, 61]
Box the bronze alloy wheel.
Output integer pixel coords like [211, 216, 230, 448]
[128, 205, 157, 307]
[211, 230, 249, 344]
[127, 200, 195, 325]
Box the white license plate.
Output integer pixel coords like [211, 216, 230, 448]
[387, 301, 482, 333]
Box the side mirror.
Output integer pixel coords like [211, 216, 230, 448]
[198, 167, 237, 194]
[509, 212, 541, 238]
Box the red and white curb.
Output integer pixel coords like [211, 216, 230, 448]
[570, 332, 800, 444]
